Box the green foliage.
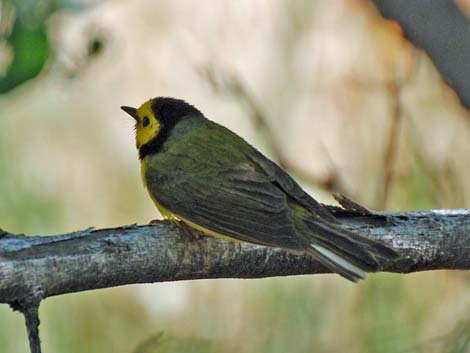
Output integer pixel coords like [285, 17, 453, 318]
[0, 0, 53, 93]
[0, 0, 90, 93]
[0, 17, 50, 93]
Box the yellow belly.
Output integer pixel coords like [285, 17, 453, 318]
[140, 161, 240, 243]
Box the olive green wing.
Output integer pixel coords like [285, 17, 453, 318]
[148, 159, 307, 250]
[244, 149, 338, 223]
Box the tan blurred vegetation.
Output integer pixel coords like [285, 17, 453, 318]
[0, 1, 469, 352]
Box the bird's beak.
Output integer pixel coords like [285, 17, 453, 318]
[120, 106, 138, 121]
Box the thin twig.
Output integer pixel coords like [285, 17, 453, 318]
[332, 193, 373, 215]
[23, 305, 42, 353]
[9, 288, 44, 353]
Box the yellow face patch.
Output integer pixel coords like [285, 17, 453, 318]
[134, 99, 161, 149]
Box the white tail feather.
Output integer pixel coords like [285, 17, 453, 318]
[311, 244, 367, 281]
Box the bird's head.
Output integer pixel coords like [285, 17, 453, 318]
[121, 97, 202, 153]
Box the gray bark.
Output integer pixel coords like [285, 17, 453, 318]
[1, 208, 469, 305]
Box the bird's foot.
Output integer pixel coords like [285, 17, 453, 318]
[154, 219, 205, 240]
[175, 221, 202, 239]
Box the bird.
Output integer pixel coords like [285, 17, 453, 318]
[121, 97, 396, 282]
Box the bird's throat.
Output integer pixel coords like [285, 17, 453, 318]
[138, 135, 165, 160]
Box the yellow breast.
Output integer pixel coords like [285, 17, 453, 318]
[141, 160, 179, 220]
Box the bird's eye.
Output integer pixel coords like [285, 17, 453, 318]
[142, 116, 150, 127]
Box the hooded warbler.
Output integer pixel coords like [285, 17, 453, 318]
[121, 97, 396, 282]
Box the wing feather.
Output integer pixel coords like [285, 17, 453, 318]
[150, 162, 306, 250]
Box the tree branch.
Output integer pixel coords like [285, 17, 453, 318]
[1, 208, 469, 305]
[1, 207, 469, 353]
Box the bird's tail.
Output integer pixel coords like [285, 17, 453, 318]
[302, 217, 397, 282]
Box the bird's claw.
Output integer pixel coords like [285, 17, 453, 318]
[148, 218, 206, 239]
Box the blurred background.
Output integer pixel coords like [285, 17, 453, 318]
[0, 0, 469, 352]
